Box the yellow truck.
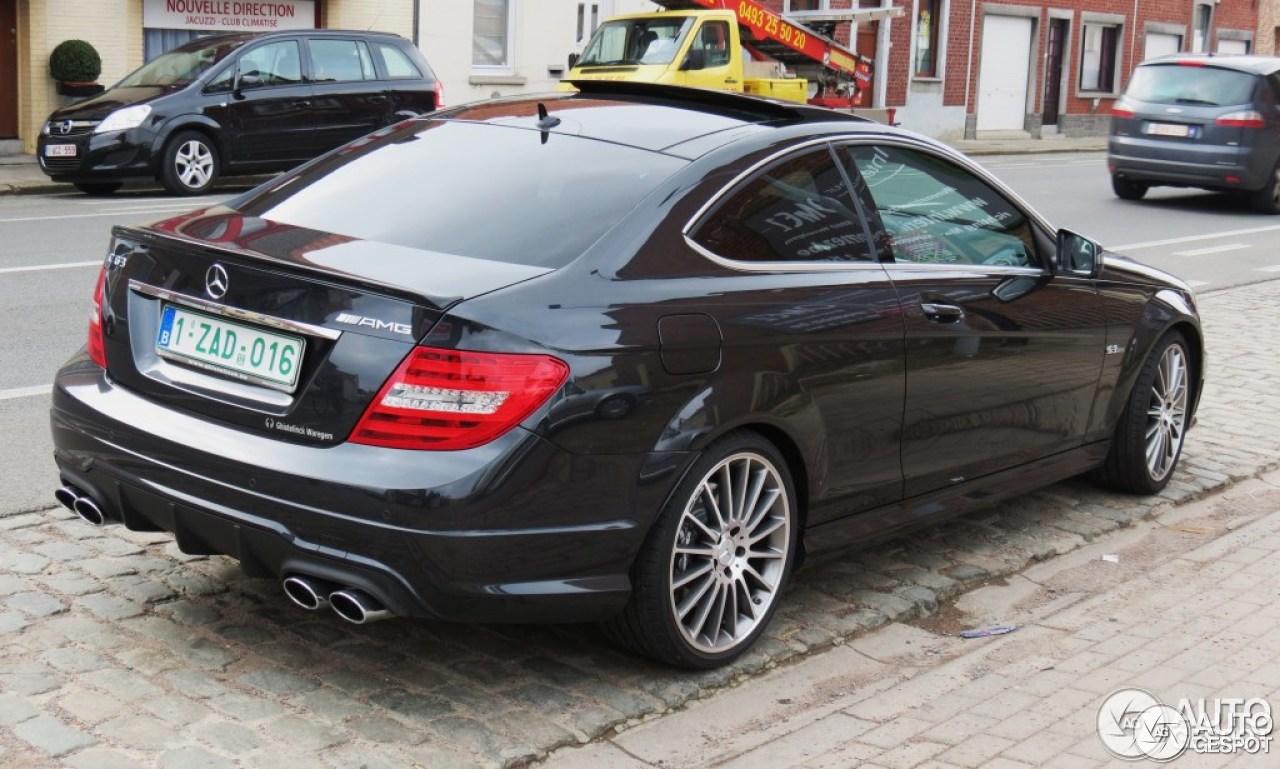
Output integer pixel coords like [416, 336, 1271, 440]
[565, 0, 886, 106]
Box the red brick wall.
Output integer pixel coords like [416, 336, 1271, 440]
[764, 0, 1256, 123]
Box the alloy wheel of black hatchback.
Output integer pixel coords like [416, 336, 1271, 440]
[161, 131, 219, 195]
[606, 432, 796, 668]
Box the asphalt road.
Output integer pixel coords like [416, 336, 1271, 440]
[1, 152, 1276, 514]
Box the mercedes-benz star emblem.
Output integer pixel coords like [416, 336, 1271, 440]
[205, 264, 229, 300]
[58, 121, 73, 135]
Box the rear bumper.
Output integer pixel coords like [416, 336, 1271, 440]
[51, 361, 684, 623]
[1108, 136, 1269, 190]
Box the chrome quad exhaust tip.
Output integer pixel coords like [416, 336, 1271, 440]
[329, 588, 393, 624]
[282, 575, 335, 611]
[55, 484, 109, 526]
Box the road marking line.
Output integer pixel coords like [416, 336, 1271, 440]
[0, 260, 99, 274]
[1258, 265, 1280, 273]
[1186, 280, 1212, 287]
[1111, 224, 1280, 251]
[0, 207, 201, 223]
[0, 385, 50, 401]
[1173, 243, 1250, 257]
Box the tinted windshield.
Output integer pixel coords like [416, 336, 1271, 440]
[116, 39, 245, 88]
[230, 120, 686, 268]
[1125, 64, 1258, 106]
[577, 17, 693, 66]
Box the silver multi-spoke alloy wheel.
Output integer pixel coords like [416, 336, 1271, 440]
[174, 139, 214, 190]
[1145, 342, 1188, 482]
[668, 451, 791, 654]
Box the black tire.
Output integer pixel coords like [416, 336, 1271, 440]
[73, 182, 121, 196]
[1095, 331, 1192, 495]
[1112, 176, 1149, 201]
[160, 131, 219, 195]
[1249, 163, 1280, 214]
[604, 431, 799, 668]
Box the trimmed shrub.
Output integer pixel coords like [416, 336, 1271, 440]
[50, 39, 102, 83]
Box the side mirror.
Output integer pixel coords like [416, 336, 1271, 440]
[1056, 229, 1102, 278]
[234, 71, 263, 96]
[567, 52, 580, 69]
[681, 49, 706, 71]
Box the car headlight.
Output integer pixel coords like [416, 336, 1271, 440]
[95, 105, 152, 134]
[42, 121, 51, 135]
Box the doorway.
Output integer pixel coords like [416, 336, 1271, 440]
[1042, 18, 1068, 127]
[976, 14, 1033, 132]
[1, 0, 18, 138]
[853, 21, 878, 107]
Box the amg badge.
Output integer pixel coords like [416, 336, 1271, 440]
[335, 313, 412, 336]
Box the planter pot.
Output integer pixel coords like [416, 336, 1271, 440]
[57, 81, 105, 97]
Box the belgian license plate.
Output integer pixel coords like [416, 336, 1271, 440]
[1146, 122, 1191, 138]
[156, 304, 305, 390]
[45, 144, 77, 157]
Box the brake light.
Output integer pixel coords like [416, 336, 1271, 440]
[433, 80, 445, 110]
[87, 266, 107, 368]
[350, 347, 569, 450]
[1216, 111, 1265, 128]
[1177, 59, 1207, 67]
[1111, 107, 1134, 118]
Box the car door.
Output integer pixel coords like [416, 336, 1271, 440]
[675, 19, 740, 92]
[684, 144, 905, 522]
[371, 40, 438, 115]
[205, 39, 316, 166]
[305, 37, 389, 153]
[839, 142, 1106, 498]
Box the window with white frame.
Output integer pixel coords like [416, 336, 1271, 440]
[577, 2, 602, 46]
[1192, 3, 1212, 52]
[914, 0, 941, 77]
[473, 0, 513, 69]
[1080, 22, 1120, 92]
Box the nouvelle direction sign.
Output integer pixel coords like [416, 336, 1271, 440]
[144, 0, 316, 32]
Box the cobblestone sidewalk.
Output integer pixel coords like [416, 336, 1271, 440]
[540, 471, 1280, 769]
[1, 280, 1278, 769]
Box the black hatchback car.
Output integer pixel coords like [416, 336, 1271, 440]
[38, 30, 440, 195]
[1108, 54, 1280, 212]
[51, 82, 1203, 668]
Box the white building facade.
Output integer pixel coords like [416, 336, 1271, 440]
[420, 0, 657, 106]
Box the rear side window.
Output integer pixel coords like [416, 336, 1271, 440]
[310, 39, 375, 82]
[1125, 64, 1258, 106]
[691, 147, 876, 264]
[376, 43, 422, 79]
[231, 121, 685, 268]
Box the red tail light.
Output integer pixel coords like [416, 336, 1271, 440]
[1216, 111, 1265, 128]
[433, 80, 445, 110]
[87, 266, 107, 368]
[1111, 107, 1134, 119]
[350, 347, 569, 450]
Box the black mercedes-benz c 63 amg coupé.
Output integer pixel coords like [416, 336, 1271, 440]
[50, 82, 1203, 668]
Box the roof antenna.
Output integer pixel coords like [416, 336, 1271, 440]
[366, 9, 384, 30]
[535, 102, 561, 144]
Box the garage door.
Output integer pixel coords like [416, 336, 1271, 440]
[1144, 32, 1182, 61]
[976, 15, 1033, 132]
[1217, 39, 1249, 55]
